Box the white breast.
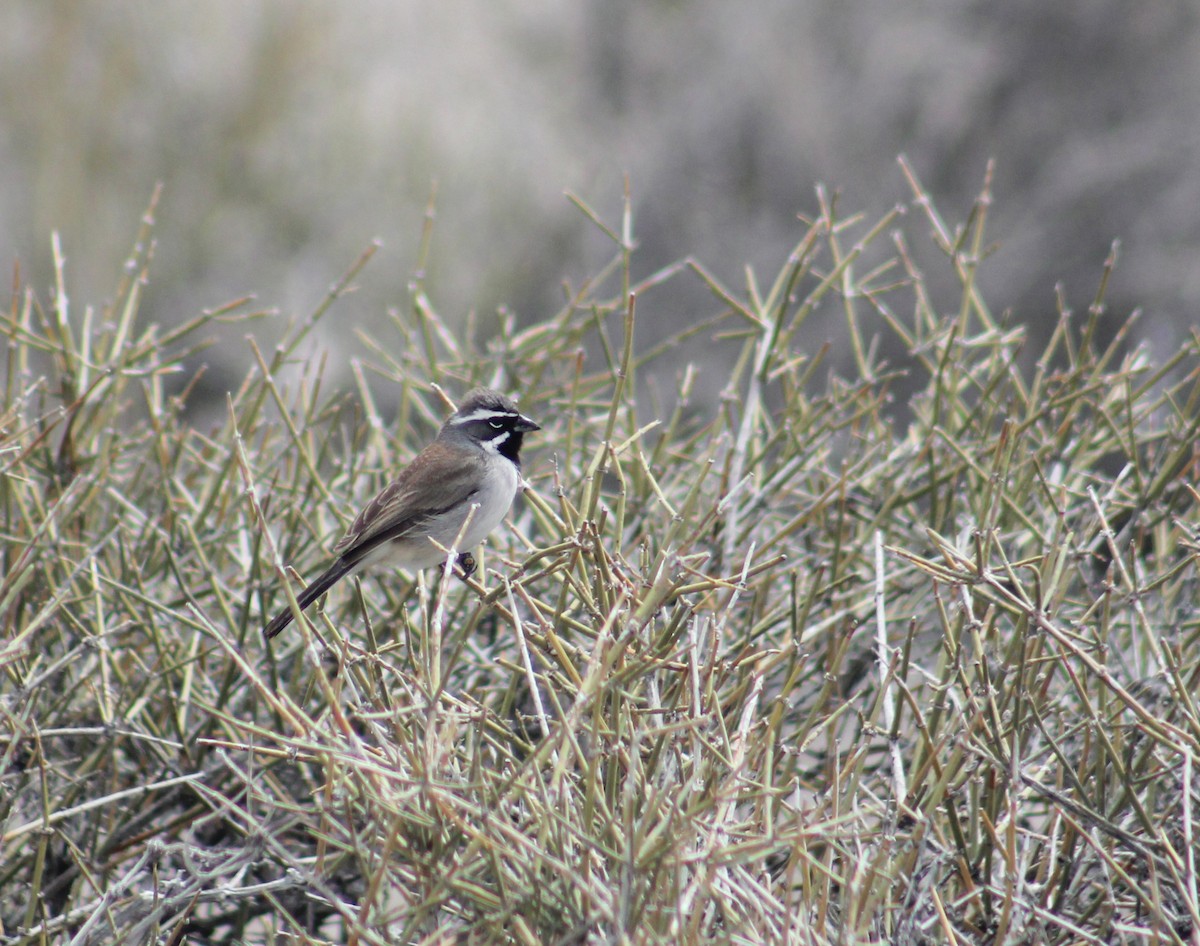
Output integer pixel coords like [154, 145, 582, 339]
[421, 452, 520, 558]
[461, 452, 521, 547]
[356, 451, 523, 574]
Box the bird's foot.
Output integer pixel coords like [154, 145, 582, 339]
[455, 552, 477, 580]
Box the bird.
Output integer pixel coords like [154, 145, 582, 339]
[263, 388, 540, 640]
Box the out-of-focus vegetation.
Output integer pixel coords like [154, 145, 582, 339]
[2, 1, 1198, 404]
[2, 171, 1199, 943]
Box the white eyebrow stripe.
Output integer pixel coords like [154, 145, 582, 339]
[450, 408, 517, 426]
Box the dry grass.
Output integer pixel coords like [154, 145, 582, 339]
[3, 168, 1200, 945]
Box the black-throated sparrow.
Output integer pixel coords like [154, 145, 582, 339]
[263, 388, 539, 640]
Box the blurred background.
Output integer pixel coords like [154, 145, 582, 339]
[2, 1, 1197, 400]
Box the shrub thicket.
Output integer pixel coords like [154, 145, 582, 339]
[3, 171, 1199, 944]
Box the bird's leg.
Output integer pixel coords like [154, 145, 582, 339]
[454, 552, 477, 580]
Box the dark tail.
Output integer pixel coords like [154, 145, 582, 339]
[263, 558, 355, 640]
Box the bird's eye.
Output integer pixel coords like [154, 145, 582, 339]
[489, 420, 505, 429]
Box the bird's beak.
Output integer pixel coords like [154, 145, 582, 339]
[515, 413, 541, 433]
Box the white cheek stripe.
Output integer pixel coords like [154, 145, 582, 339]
[482, 431, 511, 454]
[450, 408, 517, 426]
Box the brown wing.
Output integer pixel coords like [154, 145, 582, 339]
[331, 445, 485, 564]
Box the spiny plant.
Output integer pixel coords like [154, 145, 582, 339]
[2, 166, 1199, 945]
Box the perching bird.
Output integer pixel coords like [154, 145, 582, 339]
[263, 388, 539, 639]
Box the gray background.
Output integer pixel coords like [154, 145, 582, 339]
[3, 2, 1195, 395]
